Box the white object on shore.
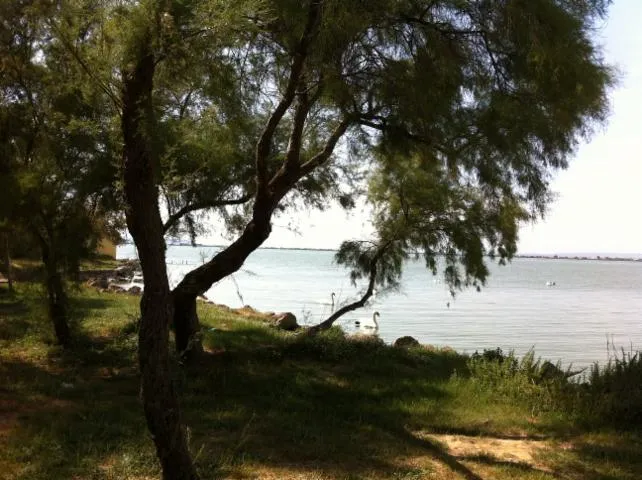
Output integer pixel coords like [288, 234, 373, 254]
[546, 281, 557, 287]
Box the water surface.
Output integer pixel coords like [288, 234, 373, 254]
[118, 245, 642, 367]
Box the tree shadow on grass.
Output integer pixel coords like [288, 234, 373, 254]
[5, 316, 642, 480]
[179, 329, 492, 478]
[0, 299, 32, 341]
[543, 434, 642, 480]
[1, 337, 152, 480]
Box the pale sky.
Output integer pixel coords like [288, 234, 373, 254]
[205, 1, 642, 255]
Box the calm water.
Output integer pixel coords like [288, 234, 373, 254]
[118, 245, 642, 367]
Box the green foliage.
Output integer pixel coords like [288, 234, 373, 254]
[580, 350, 642, 426]
[335, 239, 406, 291]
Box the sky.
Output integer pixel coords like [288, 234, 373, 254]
[204, 1, 642, 255]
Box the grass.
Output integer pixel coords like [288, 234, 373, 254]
[0, 283, 641, 479]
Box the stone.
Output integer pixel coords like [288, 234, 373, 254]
[273, 312, 298, 331]
[394, 336, 420, 349]
[127, 285, 142, 295]
[107, 283, 124, 292]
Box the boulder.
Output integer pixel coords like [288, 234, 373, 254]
[127, 285, 142, 295]
[394, 336, 420, 349]
[87, 275, 110, 289]
[273, 312, 298, 331]
[107, 283, 125, 292]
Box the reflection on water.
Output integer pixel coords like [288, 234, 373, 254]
[118, 245, 642, 367]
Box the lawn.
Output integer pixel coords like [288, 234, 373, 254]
[0, 283, 640, 479]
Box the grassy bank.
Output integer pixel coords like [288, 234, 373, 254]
[0, 283, 640, 479]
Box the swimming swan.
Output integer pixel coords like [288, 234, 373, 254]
[320, 292, 336, 309]
[355, 311, 380, 329]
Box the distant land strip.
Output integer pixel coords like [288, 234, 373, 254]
[123, 240, 642, 262]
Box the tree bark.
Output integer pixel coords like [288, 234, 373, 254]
[172, 207, 273, 361]
[3, 233, 12, 292]
[173, 290, 203, 360]
[40, 240, 70, 346]
[122, 49, 199, 480]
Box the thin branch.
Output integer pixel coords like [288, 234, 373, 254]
[306, 240, 393, 335]
[178, 90, 194, 119]
[297, 117, 351, 177]
[162, 194, 252, 233]
[49, 21, 122, 110]
[283, 91, 311, 171]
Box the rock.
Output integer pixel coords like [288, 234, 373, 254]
[107, 283, 125, 292]
[87, 276, 109, 289]
[394, 336, 420, 349]
[273, 312, 298, 331]
[127, 285, 142, 295]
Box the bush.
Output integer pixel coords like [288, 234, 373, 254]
[578, 350, 642, 427]
[287, 327, 386, 362]
[467, 349, 575, 414]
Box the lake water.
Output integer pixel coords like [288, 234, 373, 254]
[117, 245, 642, 367]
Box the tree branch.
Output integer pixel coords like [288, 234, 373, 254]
[162, 194, 252, 233]
[255, 0, 324, 194]
[306, 241, 393, 335]
[297, 118, 351, 177]
[49, 21, 122, 110]
[283, 90, 312, 172]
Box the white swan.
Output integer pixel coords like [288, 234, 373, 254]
[319, 292, 336, 310]
[355, 311, 380, 329]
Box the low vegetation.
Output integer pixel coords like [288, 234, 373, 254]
[1, 283, 640, 480]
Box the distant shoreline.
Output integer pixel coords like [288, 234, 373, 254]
[515, 254, 642, 262]
[119, 242, 642, 262]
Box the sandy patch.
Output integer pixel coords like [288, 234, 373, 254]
[427, 433, 548, 467]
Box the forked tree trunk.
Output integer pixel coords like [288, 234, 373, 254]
[169, 1, 342, 362]
[41, 241, 70, 346]
[122, 50, 198, 480]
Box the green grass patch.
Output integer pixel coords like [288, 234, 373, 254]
[0, 285, 640, 479]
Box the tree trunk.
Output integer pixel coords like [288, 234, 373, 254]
[41, 241, 70, 347]
[122, 49, 198, 480]
[171, 209, 273, 360]
[3, 233, 12, 292]
[173, 290, 203, 361]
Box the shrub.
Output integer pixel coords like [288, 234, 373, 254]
[578, 349, 642, 427]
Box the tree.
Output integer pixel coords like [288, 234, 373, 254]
[115, 0, 261, 476]
[0, 0, 120, 345]
[170, 0, 613, 357]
